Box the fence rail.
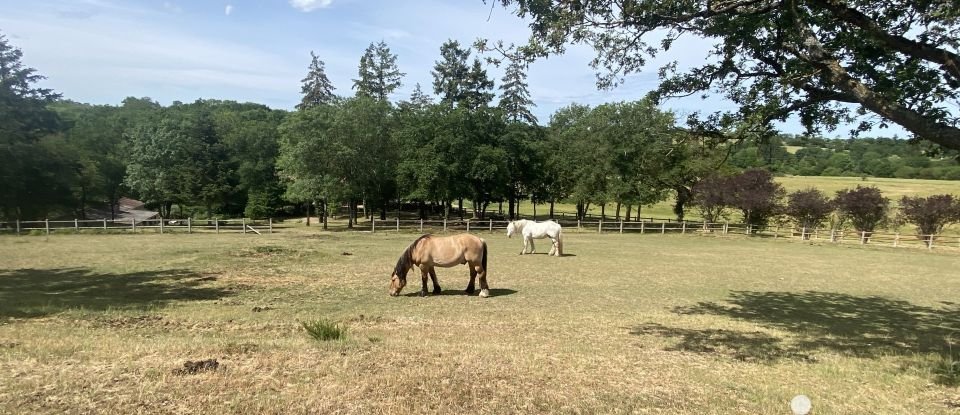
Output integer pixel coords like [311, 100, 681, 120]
[3, 216, 957, 252]
[0, 218, 272, 235]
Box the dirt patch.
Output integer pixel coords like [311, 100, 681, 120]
[341, 251, 353, 256]
[221, 342, 259, 355]
[92, 315, 164, 329]
[251, 306, 273, 312]
[172, 359, 221, 375]
[347, 314, 396, 326]
[0, 341, 19, 348]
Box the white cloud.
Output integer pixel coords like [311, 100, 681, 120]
[289, 0, 333, 12]
[225, 4, 233, 15]
[162, 1, 182, 13]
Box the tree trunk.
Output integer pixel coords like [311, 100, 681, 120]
[674, 186, 691, 222]
[306, 202, 311, 226]
[601, 204, 606, 221]
[533, 202, 537, 220]
[615, 202, 621, 221]
[508, 197, 516, 220]
[626, 204, 632, 222]
[418, 200, 426, 220]
[321, 200, 328, 230]
[549, 201, 555, 219]
[458, 198, 464, 220]
[380, 204, 386, 221]
[347, 200, 354, 229]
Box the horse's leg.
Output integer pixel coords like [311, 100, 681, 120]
[520, 237, 528, 255]
[465, 267, 477, 295]
[419, 268, 429, 297]
[529, 237, 536, 254]
[477, 264, 490, 298]
[429, 268, 442, 294]
[548, 236, 557, 256]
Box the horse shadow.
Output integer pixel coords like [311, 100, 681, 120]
[0, 267, 232, 319]
[402, 288, 518, 298]
[628, 290, 960, 385]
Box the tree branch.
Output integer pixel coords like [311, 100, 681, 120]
[809, 0, 960, 83]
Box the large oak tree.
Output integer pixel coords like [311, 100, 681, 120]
[496, 0, 960, 150]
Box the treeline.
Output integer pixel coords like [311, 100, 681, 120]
[691, 169, 960, 242]
[2, 32, 958, 224]
[731, 135, 960, 180]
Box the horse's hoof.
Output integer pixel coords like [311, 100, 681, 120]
[419, 291, 427, 297]
[479, 289, 490, 298]
[465, 288, 475, 295]
[432, 289, 442, 295]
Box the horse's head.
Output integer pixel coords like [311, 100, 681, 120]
[506, 221, 515, 238]
[389, 271, 406, 296]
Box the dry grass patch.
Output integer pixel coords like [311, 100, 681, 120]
[1, 232, 959, 414]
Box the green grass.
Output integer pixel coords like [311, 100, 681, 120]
[302, 319, 347, 341]
[1, 230, 959, 413]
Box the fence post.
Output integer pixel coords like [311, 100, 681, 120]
[682, 221, 686, 234]
[443, 218, 447, 233]
[45, 218, 50, 235]
[396, 217, 399, 232]
[747, 224, 752, 235]
[619, 220, 623, 234]
[241, 218, 245, 234]
[215, 218, 220, 234]
[466, 220, 470, 232]
[774, 225, 779, 239]
[419, 219, 423, 233]
[860, 231, 866, 245]
[723, 221, 728, 235]
[577, 219, 581, 232]
[104, 218, 108, 231]
[661, 222, 665, 235]
[829, 229, 835, 242]
[489, 219, 493, 233]
[131, 218, 135, 233]
[372, 218, 376, 233]
[894, 233, 899, 247]
[74, 219, 79, 232]
[598, 220, 603, 233]
[928, 235, 934, 250]
[801, 227, 806, 240]
[640, 221, 645, 234]
[159, 217, 164, 234]
[16, 219, 20, 236]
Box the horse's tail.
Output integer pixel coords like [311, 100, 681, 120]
[481, 239, 488, 272]
[556, 226, 564, 256]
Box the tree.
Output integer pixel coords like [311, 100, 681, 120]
[353, 41, 404, 102]
[691, 175, 731, 224]
[898, 195, 960, 246]
[498, 57, 537, 124]
[727, 169, 784, 228]
[0, 32, 69, 219]
[498, 0, 960, 151]
[784, 188, 834, 237]
[834, 185, 889, 240]
[462, 58, 495, 110]
[297, 51, 336, 109]
[432, 40, 472, 107]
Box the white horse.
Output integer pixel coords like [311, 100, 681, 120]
[506, 219, 564, 256]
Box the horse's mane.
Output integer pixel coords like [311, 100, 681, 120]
[393, 234, 431, 280]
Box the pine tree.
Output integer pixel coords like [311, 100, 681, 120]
[352, 41, 404, 101]
[498, 58, 537, 124]
[408, 83, 433, 109]
[297, 51, 336, 110]
[463, 59, 494, 110]
[431, 40, 471, 106]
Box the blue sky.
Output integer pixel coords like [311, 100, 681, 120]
[0, 0, 905, 137]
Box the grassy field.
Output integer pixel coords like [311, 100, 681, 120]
[2, 230, 960, 414]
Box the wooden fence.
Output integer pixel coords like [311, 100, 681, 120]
[0, 218, 272, 235]
[3, 216, 957, 252]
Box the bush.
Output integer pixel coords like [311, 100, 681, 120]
[302, 319, 347, 341]
[727, 169, 784, 229]
[898, 195, 960, 245]
[834, 186, 890, 238]
[691, 175, 731, 223]
[784, 188, 833, 235]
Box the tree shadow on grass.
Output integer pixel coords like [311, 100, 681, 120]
[630, 291, 960, 385]
[0, 268, 232, 319]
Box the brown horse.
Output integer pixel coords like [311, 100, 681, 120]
[389, 234, 490, 298]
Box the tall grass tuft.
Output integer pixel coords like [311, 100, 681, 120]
[302, 319, 347, 341]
